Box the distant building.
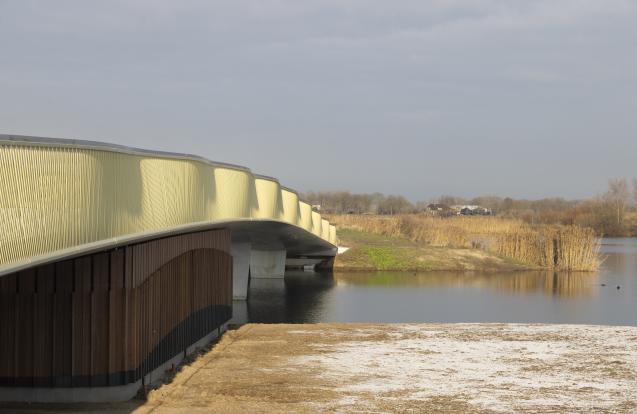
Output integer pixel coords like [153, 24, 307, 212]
[452, 205, 492, 216]
[425, 203, 454, 216]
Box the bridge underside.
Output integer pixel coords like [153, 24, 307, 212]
[225, 220, 337, 300]
[0, 222, 335, 403]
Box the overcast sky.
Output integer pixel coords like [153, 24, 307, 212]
[1, 1, 635, 201]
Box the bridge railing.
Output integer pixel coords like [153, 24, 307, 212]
[0, 135, 337, 273]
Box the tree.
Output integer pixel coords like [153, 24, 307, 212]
[378, 195, 413, 215]
[605, 178, 630, 228]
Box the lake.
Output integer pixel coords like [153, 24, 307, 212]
[233, 238, 637, 326]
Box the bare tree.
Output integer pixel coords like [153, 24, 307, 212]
[378, 195, 413, 215]
[605, 178, 630, 227]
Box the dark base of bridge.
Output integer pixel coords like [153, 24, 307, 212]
[0, 229, 233, 402]
[314, 256, 335, 272]
[285, 255, 335, 271]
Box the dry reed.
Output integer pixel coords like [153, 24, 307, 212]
[329, 214, 600, 271]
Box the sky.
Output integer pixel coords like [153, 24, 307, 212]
[1, 0, 636, 201]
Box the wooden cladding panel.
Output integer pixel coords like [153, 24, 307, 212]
[33, 265, 54, 386]
[0, 229, 232, 388]
[15, 270, 35, 386]
[53, 261, 73, 387]
[92, 252, 110, 385]
[108, 249, 126, 382]
[0, 275, 17, 385]
[128, 229, 231, 288]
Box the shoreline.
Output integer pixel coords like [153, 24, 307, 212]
[333, 226, 600, 273]
[333, 265, 544, 272]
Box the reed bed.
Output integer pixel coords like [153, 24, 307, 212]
[330, 214, 600, 271]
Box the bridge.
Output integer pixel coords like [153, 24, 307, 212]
[0, 134, 337, 402]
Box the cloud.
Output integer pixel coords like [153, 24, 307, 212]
[0, 0, 636, 199]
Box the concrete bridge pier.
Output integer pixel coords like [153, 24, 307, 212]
[231, 242, 252, 300]
[231, 243, 289, 300]
[250, 248, 287, 279]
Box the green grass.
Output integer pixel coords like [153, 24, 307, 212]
[359, 246, 414, 270]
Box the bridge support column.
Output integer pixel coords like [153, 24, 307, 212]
[231, 242, 252, 300]
[250, 249, 287, 278]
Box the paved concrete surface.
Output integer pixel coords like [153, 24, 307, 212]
[2, 323, 636, 413]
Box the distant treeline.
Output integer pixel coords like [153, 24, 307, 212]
[302, 178, 637, 237]
[302, 191, 413, 215]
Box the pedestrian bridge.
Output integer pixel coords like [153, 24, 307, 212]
[0, 134, 337, 402]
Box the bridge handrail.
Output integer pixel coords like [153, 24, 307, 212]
[0, 134, 336, 273]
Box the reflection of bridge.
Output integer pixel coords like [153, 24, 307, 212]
[0, 134, 337, 402]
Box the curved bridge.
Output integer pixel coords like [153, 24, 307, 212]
[0, 134, 337, 402]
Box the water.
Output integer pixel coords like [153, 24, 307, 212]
[233, 238, 637, 326]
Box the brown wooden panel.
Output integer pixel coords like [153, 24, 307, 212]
[159, 264, 169, 363]
[150, 273, 160, 367]
[108, 248, 125, 381]
[110, 249, 124, 289]
[33, 264, 55, 385]
[55, 261, 74, 292]
[129, 287, 139, 375]
[124, 247, 134, 290]
[14, 293, 34, 384]
[0, 275, 17, 381]
[124, 289, 139, 371]
[72, 257, 92, 382]
[74, 257, 92, 293]
[91, 252, 110, 382]
[108, 289, 124, 380]
[15, 269, 36, 385]
[0, 274, 16, 293]
[91, 291, 109, 380]
[93, 252, 110, 291]
[36, 264, 55, 294]
[127, 230, 231, 287]
[53, 260, 74, 386]
[17, 268, 36, 293]
[71, 293, 92, 381]
[2, 229, 232, 388]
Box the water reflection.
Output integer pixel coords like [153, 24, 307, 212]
[334, 271, 599, 298]
[234, 238, 637, 326]
[245, 273, 335, 323]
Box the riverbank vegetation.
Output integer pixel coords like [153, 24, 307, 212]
[330, 215, 600, 271]
[333, 227, 531, 272]
[304, 178, 637, 237]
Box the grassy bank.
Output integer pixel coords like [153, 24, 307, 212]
[334, 228, 533, 272]
[331, 215, 600, 271]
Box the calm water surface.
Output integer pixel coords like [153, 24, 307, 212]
[234, 238, 637, 326]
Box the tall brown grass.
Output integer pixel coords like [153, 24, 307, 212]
[329, 214, 600, 271]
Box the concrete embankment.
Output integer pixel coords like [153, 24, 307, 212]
[3, 323, 636, 413]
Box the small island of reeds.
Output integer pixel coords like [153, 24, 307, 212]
[329, 214, 600, 272]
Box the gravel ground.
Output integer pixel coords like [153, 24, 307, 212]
[3, 323, 637, 413]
